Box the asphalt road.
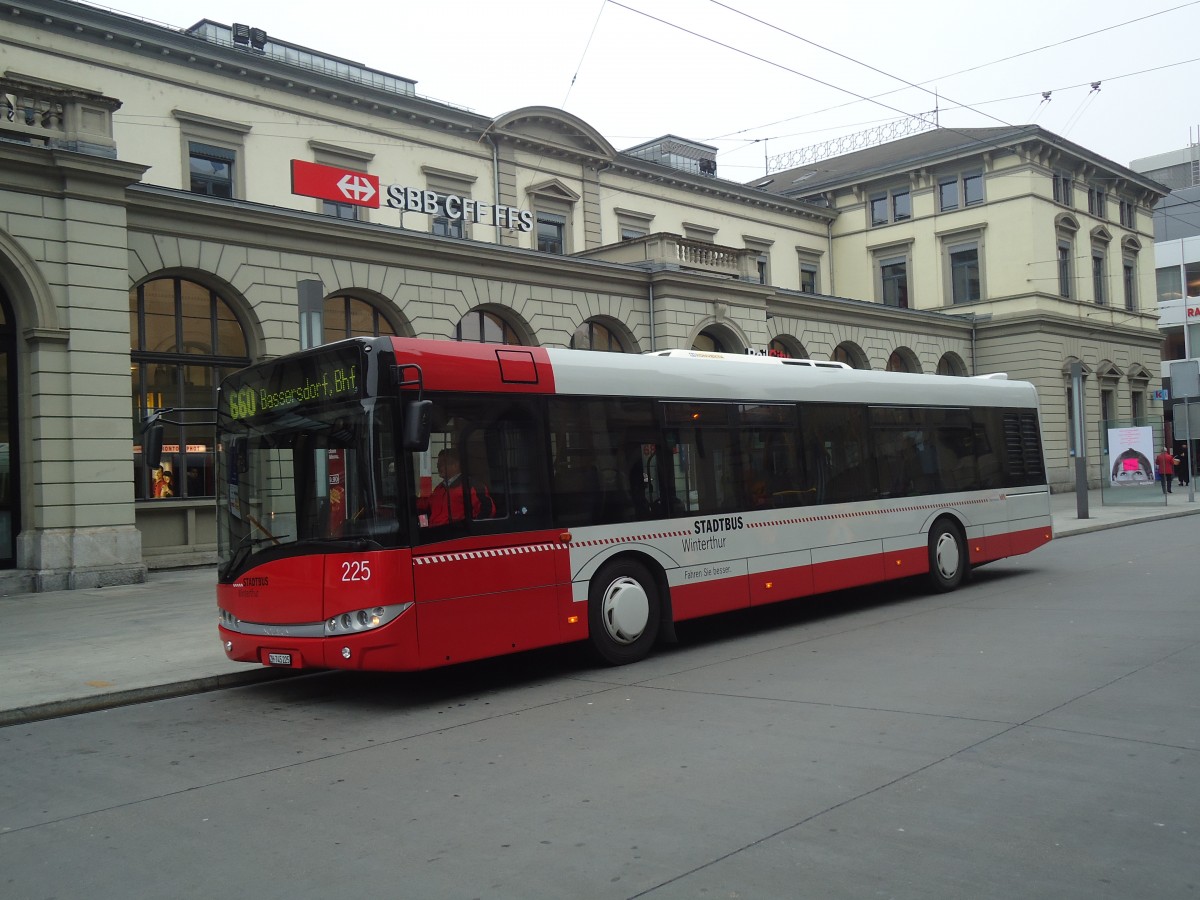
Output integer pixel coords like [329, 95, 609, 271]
[1, 518, 1197, 899]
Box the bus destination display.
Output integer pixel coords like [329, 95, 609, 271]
[224, 345, 365, 420]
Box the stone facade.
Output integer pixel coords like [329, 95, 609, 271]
[0, 0, 1170, 590]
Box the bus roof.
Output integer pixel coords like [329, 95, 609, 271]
[383, 338, 1039, 410]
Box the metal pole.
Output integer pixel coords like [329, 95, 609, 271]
[1071, 362, 1089, 518]
[1185, 282, 1195, 504]
[1188, 398, 1195, 503]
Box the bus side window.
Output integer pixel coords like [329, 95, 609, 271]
[462, 402, 550, 528]
[547, 397, 656, 526]
[801, 404, 878, 504]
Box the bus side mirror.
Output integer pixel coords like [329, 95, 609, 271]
[144, 423, 164, 470]
[402, 400, 432, 451]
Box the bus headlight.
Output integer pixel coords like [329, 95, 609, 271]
[325, 601, 412, 636]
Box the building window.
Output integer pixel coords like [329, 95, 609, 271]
[188, 142, 235, 198]
[1057, 240, 1074, 299]
[693, 330, 728, 353]
[880, 256, 909, 308]
[130, 277, 249, 500]
[870, 194, 888, 227]
[1131, 390, 1145, 423]
[949, 244, 981, 303]
[870, 187, 910, 226]
[432, 194, 466, 239]
[1053, 170, 1074, 206]
[1092, 252, 1107, 305]
[456, 309, 521, 344]
[756, 256, 769, 285]
[1156, 265, 1182, 303]
[537, 212, 566, 254]
[1123, 257, 1137, 311]
[800, 263, 818, 293]
[323, 295, 398, 343]
[615, 207, 654, 242]
[1088, 184, 1107, 218]
[571, 319, 627, 352]
[768, 339, 792, 359]
[938, 177, 958, 211]
[963, 172, 984, 206]
[322, 200, 359, 221]
[939, 172, 983, 212]
[1119, 199, 1136, 229]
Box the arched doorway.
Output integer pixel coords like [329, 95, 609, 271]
[0, 286, 16, 568]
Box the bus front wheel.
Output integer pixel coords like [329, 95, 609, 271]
[588, 559, 661, 665]
[927, 519, 968, 592]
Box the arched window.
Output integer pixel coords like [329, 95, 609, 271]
[323, 295, 397, 342]
[456, 309, 521, 344]
[131, 276, 250, 500]
[693, 329, 728, 353]
[571, 319, 627, 352]
[832, 342, 868, 369]
[937, 353, 967, 377]
[886, 348, 920, 373]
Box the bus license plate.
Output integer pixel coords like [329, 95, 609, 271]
[267, 652, 292, 666]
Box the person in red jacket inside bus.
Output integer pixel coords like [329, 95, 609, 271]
[419, 448, 484, 526]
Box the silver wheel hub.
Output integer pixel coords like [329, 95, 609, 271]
[935, 532, 961, 579]
[601, 576, 649, 645]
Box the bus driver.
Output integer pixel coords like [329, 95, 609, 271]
[419, 449, 484, 526]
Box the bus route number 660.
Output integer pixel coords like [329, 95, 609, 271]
[341, 560, 371, 582]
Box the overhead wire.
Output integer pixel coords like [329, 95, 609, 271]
[699, 0, 1198, 143]
[562, 0, 608, 109]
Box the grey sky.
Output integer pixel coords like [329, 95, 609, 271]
[91, 0, 1198, 178]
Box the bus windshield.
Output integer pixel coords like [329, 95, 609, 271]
[216, 340, 403, 580]
[217, 398, 403, 580]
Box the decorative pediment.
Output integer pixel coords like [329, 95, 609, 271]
[1090, 225, 1114, 243]
[1055, 213, 1080, 233]
[525, 178, 581, 203]
[490, 106, 616, 163]
[1128, 363, 1153, 383]
[1095, 360, 1121, 382]
[1122, 235, 1142, 252]
[1062, 357, 1092, 377]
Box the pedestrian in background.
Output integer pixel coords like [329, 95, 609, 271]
[1176, 444, 1190, 487]
[1155, 446, 1176, 494]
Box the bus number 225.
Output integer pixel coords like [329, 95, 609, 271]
[341, 560, 372, 582]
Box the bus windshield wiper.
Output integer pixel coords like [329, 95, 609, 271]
[226, 530, 292, 575]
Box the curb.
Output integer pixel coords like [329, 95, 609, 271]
[1054, 505, 1200, 538]
[0, 667, 303, 728]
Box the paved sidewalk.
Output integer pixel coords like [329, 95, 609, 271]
[2, 487, 1198, 727]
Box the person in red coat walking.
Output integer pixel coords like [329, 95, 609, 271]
[1155, 446, 1176, 494]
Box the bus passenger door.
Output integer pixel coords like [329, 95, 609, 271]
[411, 395, 564, 666]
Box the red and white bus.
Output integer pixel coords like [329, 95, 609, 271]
[214, 337, 1052, 670]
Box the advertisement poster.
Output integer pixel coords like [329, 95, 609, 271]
[1108, 426, 1156, 486]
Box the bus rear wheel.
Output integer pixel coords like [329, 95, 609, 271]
[928, 519, 968, 592]
[588, 559, 661, 665]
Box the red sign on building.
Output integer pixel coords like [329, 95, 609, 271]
[291, 160, 380, 208]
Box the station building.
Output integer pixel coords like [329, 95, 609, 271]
[0, 0, 1170, 590]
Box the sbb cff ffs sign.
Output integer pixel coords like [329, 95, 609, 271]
[291, 160, 380, 207]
